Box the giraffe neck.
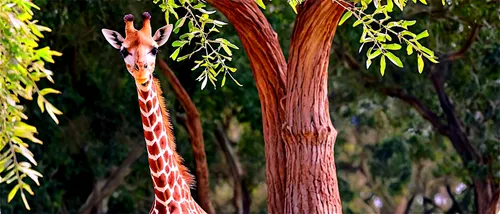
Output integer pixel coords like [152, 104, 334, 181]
[136, 76, 205, 214]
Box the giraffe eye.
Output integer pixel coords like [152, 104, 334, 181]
[120, 48, 130, 58]
[150, 47, 158, 55]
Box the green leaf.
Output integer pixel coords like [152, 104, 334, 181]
[353, 19, 363, 27]
[383, 44, 402, 50]
[173, 17, 186, 34]
[418, 54, 424, 73]
[387, 0, 394, 12]
[368, 49, 382, 59]
[37, 95, 45, 113]
[420, 46, 434, 57]
[39, 88, 61, 96]
[394, 0, 405, 11]
[172, 40, 188, 47]
[255, 0, 266, 9]
[442, 0, 445, 5]
[164, 11, 169, 25]
[227, 67, 237, 72]
[22, 183, 34, 195]
[192, 3, 205, 9]
[221, 74, 227, 87]
[406, 45, 413, 55]
[221, 44, 232, 56]
[339, 11, 352, 26]
[415, 30, 429, 40]
[419, 0, 428, 4]
[380, 56, 386, 76]
[177, 54, 190, 62]
[402, 20, 416, 28]
[427, 56, 439, 63]
[13, 123, 42, 144]
[8, 184, 20, 202]
[289, 0, 298, 14]
[170, 48, 181, 60]
[188, 20, 194, 31]
[385, 52, 403, 67]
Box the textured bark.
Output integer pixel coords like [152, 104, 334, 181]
[157, 60, 215, 214]
[283, 1, 344, 213]
[205, 1, 287, 213]
[207, 0, 345, 212]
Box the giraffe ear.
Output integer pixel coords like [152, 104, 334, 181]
[102, 29, 124, 49]
[153, 24, 173, 47]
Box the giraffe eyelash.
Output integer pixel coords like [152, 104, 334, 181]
[150, 47, 159, 55]
[120, 48, 130, 58]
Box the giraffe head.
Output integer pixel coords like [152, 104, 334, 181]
[102, 12, 172, 84]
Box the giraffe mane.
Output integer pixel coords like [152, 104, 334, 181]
[152, 78, 195, 187]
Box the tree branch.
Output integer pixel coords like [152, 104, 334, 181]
[403, 194, 415, 214]
[79, 139, 144, 214]
[446, 184, 463, 214]
[429, 65, 480, 163]
[446, 24, 481, 61]
[379, 87, 449, 136]
[157, 59, 214, 214]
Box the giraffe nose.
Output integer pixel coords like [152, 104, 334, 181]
[134, 63, 148, 70]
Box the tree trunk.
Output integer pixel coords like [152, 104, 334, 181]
[283, 2, 344, 213]
[207, 0, 345, 212]
[157, 60, 215, 214]
[475, 178, 499, 214]
[206, 1, 287, 213]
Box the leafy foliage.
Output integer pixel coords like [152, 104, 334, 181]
[287, 0, 439, 76]
[336, 0, 440, 76]
[368, 137, 412, 195]
[155, 0, 240, 89]
[0, 0, 62, 210]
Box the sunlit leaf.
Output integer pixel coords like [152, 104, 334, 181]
[39, 88, 61, 96]
[170, 48, 181, 60]
[415, 30, 429, 40]
[339, 11, 352, 26]
[406, 45, 413, 55]
[255, 0, 266, 9]
[418, 54, 424, 73]
[385, 52, 403, 67]
[8, 184, 20, 202]
[380, 56, 386, 76]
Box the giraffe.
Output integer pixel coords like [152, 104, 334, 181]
[102, 12, 206, 214]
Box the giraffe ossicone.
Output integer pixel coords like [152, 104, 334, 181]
[102, 12, 206, 214]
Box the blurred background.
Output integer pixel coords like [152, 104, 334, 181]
[0, 0, 499, 213]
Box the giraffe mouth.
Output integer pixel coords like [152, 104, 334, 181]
[136, 77, 149, 86]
